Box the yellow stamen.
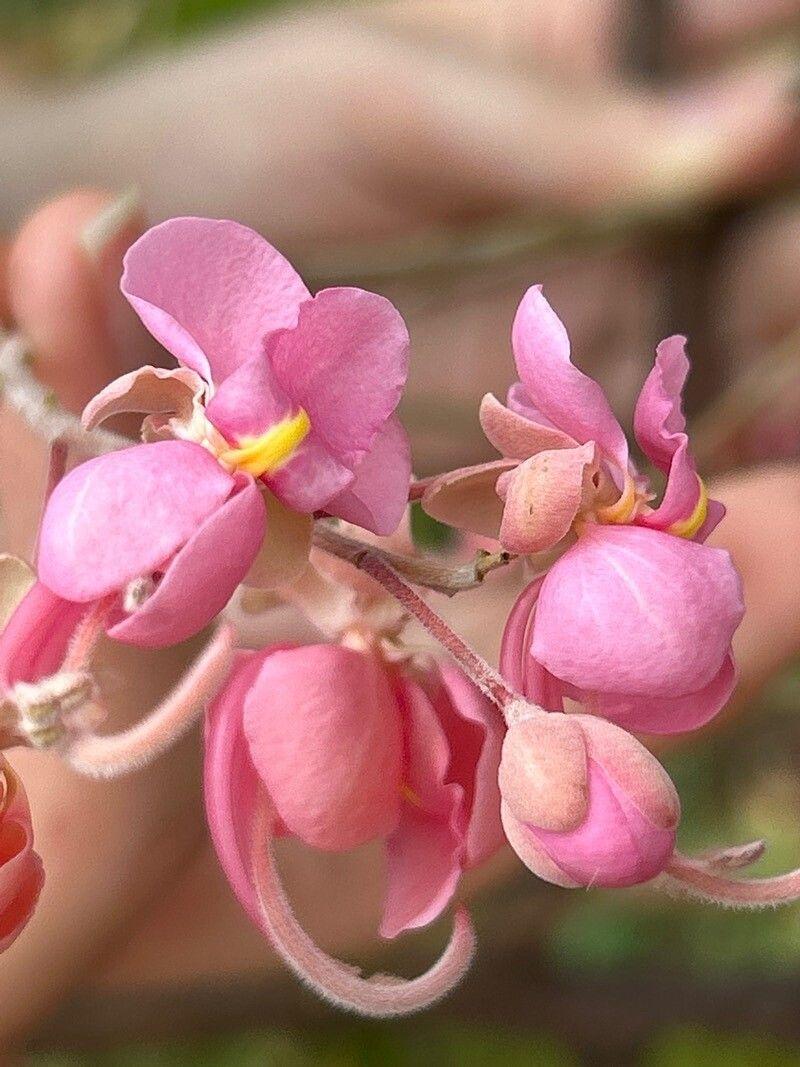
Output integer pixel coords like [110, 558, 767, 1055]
[401, 783, 422, 807]
[219, 408, 311, 477]
[668, 476, 708, 540]
[596, 472, 637, 525]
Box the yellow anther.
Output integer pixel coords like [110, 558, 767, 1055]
[220, 408, 311, 477]
[401, 783, 423, 808]
[596, 472, 638, 525]
[668, 476, 708, 540]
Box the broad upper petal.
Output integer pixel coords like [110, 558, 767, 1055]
[267, 287, 409, 468]
[121, 217, 310, 383]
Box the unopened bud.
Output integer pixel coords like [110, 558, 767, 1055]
[500, 712, 680, 888]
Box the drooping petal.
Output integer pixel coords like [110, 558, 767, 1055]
[0, 759, 44, 953]
[81, 366, 204, 430]
[0, 581, 88, 689]
[382, 677, 463, 938]
[267, 287, 409, 468]
[499, 443, 598, 554]
[589, 653, 737, 735]
[243, 646, 403, 851]
[324, 416, 412, 535]
[633, 336, 712, 535]
[203, 651, 267, 928]
[479, 393, 576, 460]
[121, 217, 310, 383]
[108, 477, 266, 648]
[532, 525, 744, 697]
[421, 460, 516, 539]
[511, 286, 628, 471]
[38, 441, 234, 603]
[434, 663, 505, 868]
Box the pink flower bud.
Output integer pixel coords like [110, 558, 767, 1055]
[499, 710, 679, 888]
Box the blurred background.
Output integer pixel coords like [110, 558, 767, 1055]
[4, 0, 800, 1063]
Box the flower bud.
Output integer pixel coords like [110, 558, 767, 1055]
[499, 710, 679, 888]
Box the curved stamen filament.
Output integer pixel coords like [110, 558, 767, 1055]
[251, 794, 476, 1017]
[595, 472, 637, 525]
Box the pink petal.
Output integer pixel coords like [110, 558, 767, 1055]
[421, 460, 516, 539]
[243, 646, 403, 851]
[108, 477, 266, 648]
[203, 652, 266, 929]
[528, 758, 676, 887]
[38, 441, 234, 603]
[499, 579, 566, 712]
[324, 416, 412, 535]
[633, 337, 711, 533]
[511, 286, 628, 471]
[589, 653, 737, 735]
[434, 663, 505, 868]
[81, 366, 204, 430]
[0, 581, 88, 689]
[267, 287, 409, 467]
[0, 760, 44, 953]
[204, 354, 294, 444]
[499, 442, 597, 554]
[121, 218, 310, 383]
[532, 525, 744, 697]
[381, 677, 463, 938]
[479, 393, 576, 459]
[266, 433, 355, 514]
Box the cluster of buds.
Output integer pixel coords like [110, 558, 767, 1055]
[0, 217, 797, 1014]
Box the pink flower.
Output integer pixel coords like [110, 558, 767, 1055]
[424, 286, 744, 733]
[499, 708, 679, 888]
[424, 285, 719, 550]
[205, 644, 504, 940]
[0, 757, 44, 952]
[33, 218, 411, 648]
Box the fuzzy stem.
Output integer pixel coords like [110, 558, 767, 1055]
[663, 850, 800, 907]
[313, 524, 514, 598]
[251, 793, 476, 1018]
[64, 623, 237, 778]
[0, 331, 127, 455]
[61, 596, 115, 674]
[351, 552, 515, 710]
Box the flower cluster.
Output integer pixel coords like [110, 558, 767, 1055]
[0, 217, 797, 1013]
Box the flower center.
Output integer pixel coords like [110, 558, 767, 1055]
[218, 408, 311, 478]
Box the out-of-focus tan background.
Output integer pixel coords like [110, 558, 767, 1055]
[4, 1, 800, 1063]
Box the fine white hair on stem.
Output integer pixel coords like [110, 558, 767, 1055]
[661, 850, 800, 909]
[64, 623, 237, 778]
[0, 331, 128, 455]
[251, 795, 476, 1017]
